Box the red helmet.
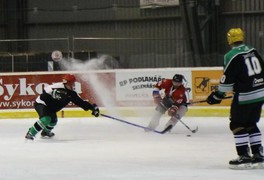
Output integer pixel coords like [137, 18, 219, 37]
[62, 74, 76, 83]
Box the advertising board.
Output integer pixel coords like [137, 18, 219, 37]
[0, 68, 229, 111]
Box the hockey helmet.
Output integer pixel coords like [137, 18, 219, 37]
[227, 28, 244, 45]
[62, 74, 76, 84]
[172, 74, 184, 83]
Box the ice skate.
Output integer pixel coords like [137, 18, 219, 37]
[162, 117, 178, 134]
[229, 155, 252, 170]
[25, 131, 34, 140]
[41, 130, 55, 138]
[251, 153, 264, 169]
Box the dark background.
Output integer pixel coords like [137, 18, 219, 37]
[0, 0, 263, 71]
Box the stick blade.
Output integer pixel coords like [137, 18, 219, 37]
[191, 126, 199, 133]
[160, 125, 173, 134]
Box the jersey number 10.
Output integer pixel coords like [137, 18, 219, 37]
[245, 57, 262, 76]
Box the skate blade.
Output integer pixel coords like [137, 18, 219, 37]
[229, 163, 252, 170]
[40, 136, 54, 139]
[252, 162, 264, 169]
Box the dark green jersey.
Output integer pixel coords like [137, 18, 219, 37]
[218, 44, 264, 104]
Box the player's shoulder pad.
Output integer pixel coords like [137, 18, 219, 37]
[46, 82, 65, 90]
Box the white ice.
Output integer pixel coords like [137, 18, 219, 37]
[0, 116, 263, 180]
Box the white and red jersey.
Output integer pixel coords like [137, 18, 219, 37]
[154, 79, 187, 105]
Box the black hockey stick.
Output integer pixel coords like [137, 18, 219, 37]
[185, 96, 233, 105]
[100, 113, 167, 134]
[160, 125, 173, 134]
[179, 119, 198, 133]
[159, 119, 198, 134]
[176, 96, 232, 132]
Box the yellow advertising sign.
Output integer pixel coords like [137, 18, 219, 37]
[192, 70, 232, 106]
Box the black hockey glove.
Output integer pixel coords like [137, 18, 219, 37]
[207, 91, 225, 105]
[51, 88, 67, 100]
[91, 104, 100, 117]
[155, 96, 175, 114]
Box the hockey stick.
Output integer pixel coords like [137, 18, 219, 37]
[185, 96, 233, 105]
[179, 119, 198, 133]
[177, 96, 232, 133]
[160, 125, 173, 134]
[100, 113, 166, 134]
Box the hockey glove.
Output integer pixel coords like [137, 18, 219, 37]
[91, 104, 100, 117]
[207, 91, 225, 105]
[155, 96, 174, 114]
[167, 105, 178, 116]
[51, 89, 67, 100]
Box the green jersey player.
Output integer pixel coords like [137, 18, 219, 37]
[207, 28, 264, 169]
[25, 74, 100, 140]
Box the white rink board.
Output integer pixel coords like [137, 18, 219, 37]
[116, 69, 192, 101]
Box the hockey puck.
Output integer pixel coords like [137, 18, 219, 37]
[186, 134, 191, 137]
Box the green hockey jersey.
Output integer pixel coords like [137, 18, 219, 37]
[218, 44, 264, 104]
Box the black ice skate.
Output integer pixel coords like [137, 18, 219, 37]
[229, 155, 252, 170]
[25, 131, 34, 140]
[41, 130, 55, 138]
[251, 153, 264, 169]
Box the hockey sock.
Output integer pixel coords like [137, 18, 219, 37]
[249, 133, 262, 154]
[248, 126, 262, 154]
[29, 116, 51, 136]
[28, 123, 41, 136]
[44, 122, 57, 132]
[233, 130, 250, 155]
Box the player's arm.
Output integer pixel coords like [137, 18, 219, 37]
[206, 90, 226, 105]
[167, 88, 187, 116]
[152, 79, 165, 105]
[207, 73, 234, 105]
[153, 87, 162, 105]
[207, 54, 237, 105]
[69, 91, 100, 117]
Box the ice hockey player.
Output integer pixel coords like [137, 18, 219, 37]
[206, 28, 264, 169]
[25, 74, 100, 140]
[146, 74, 188, 133]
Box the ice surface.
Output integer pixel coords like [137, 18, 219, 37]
[0, 116, 263, 180]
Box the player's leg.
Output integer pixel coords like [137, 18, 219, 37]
[147, 110, 163, 131]
[41, 115, 58, 138]
[249, 125, 264, 169]
[229, 100, 252, 169]
[147, 96, 182, 131]
[25, 103, 52, 140]
[247, 102, 264, 169]
[164, 105, 187, 132]
[26, 116, 52, 140]
[146, 102, 167, 131]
